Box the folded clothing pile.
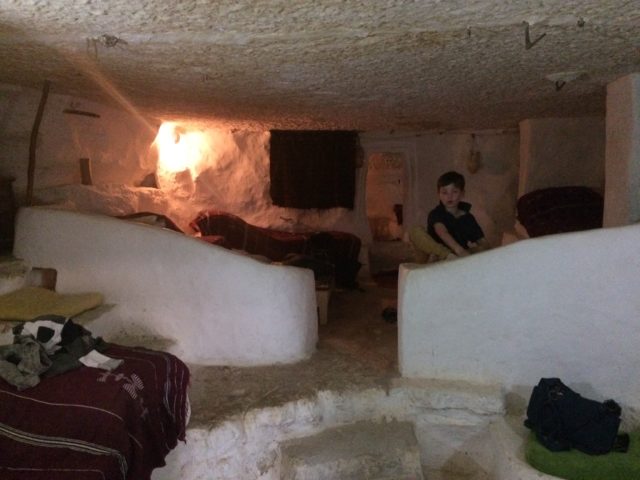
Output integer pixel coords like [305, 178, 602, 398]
[0, 315, 121, 390]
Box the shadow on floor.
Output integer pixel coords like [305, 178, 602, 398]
[319, 276, 398, 374]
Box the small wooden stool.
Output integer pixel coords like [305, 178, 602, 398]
[315, 285, 331, 325]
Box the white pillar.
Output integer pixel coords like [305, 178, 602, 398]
[604, 73, 640, 227]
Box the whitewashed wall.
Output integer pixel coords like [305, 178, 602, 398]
[518, 117, 605, 197]
[13, 207, 318, 366]
[0, 83, 158, 202]
[2, 85, 523, 253]
[0, 84, 371, 240]
[161, 127, 371, 240]
[398, 224, 640, 413]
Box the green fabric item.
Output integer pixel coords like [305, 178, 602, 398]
[525, 431, 640, 480]
[0, 287, 103, 321]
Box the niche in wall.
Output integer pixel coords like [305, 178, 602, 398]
[366, 152, 405, 241]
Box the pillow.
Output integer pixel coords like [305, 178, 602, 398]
[517, 186, 603, 238]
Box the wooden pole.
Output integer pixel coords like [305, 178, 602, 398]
[79, 158, 93, 185]
[26, 80, 51, 206]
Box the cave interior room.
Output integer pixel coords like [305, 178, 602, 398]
[0, 1, 639, 480]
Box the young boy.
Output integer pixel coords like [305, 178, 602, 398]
[410, 170, 488, 261]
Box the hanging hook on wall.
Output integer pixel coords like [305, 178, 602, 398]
[523, 21, 546, 50]
[546, 71, 584, 91]
[86, 34, 128, 60]
[466, 134, 483, 174]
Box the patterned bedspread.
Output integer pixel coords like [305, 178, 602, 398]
[0, 344, 190, 479]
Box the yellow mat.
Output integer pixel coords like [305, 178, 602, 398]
[0, 287, 104, 321]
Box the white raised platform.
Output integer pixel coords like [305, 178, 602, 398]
[400, 223, 640, 417]
[13, 207, 318, 366]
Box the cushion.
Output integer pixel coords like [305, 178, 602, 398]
[0, 287, 103, 321]
[517, 186, 603, 238]
[525, 431, 640, 480]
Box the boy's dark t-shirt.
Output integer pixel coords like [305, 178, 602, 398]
[427, 201, 484, 249]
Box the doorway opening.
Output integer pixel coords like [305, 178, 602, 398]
[365, 152, 415, 277]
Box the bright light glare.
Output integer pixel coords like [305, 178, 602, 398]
[154, 122, 208, 174]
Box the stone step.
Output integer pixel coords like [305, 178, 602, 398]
[280, 420, 424, 480]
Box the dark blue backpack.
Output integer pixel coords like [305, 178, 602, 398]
[524, 378, 624, 455]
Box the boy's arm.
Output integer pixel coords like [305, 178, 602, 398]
[434, 223, 469, 257]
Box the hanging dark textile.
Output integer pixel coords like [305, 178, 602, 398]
[269, 130, 358, 209]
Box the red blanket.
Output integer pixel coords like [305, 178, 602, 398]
[191, 210, 362, 288]
[0, 344, 190, 479]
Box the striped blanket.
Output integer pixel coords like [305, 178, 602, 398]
[0, 344, 190, 479]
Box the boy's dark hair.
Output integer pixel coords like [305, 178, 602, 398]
[437, 171, 465, 190]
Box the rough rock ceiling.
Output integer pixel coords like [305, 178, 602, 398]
[0, 0, 638, 131]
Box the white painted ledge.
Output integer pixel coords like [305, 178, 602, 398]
[399, 223, 640, 412]
[13, 207, 318, 365]
[153, 378, 506, 480]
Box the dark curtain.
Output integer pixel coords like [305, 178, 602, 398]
[269, 130, 358, 209]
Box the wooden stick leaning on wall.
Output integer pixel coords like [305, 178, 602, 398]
[79, 158, 93, 185]
[26, 80, 51, 206]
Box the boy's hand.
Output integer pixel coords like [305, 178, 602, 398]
[434, 223, 469, 258]
[468, 238, 489, 253]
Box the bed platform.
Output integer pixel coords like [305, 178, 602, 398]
[0, 342, 190, 480]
